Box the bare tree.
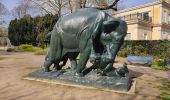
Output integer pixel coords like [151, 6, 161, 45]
[69, 0, 83, 12]
[64, 0, 85, 13]
[0, 2, 7, 15]
[11, 0, 33, 18]
[30, 0, 69, 16]
[90, 0, 119, 10]
[12, 6, 24, 18]
[30, 0, 120, 16]
[68, 0, 119, 13]
[0, 2, 8, 26]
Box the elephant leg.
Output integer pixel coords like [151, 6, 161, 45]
[70, 60, 77, 70]
[43, 48, 57, 72]
[53, 60, 60, 71]
[57, 56, 68, 70]
[76, 46, 91, 74]
[89, 44, 100, 64]
[43, 52, 52, 72]
[43, 31, 61, 72]
[68, 52, 79, 70]
[43, 59, 53, 72]
[82, 64, 97, 75]
[102, 63, 115, 75]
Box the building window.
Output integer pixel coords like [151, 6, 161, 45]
[163, 11, 170, 24]
[125, 33, 131, 40]
[144, 33, 148, 40]
[164, 11, 167, 23]
[143, 12, 149, 21]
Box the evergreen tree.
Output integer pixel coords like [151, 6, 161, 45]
[8, 14, 59, 46]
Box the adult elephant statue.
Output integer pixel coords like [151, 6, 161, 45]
[43, 8, 127, 76]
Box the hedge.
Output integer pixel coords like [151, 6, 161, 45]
[118, 40, 170, 58]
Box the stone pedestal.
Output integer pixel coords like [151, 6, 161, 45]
[26, 69, 133, 92]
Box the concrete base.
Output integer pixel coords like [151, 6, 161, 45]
[24, 69, 136, 94]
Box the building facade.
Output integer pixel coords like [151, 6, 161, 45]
[113, 0, 170, 40]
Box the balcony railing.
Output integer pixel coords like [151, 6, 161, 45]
[119, 13, 152, 22]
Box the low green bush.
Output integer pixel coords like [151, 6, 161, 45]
[118, 44, 149, 57]
[19, 44, 42, 52]
[19, 44, 33, 49]
[34, 48, 48, 55]
[159, 80, 170, 100]
[151, 57, 170, 70]
[118, 48, 128, 57]
[121, 40, 170, 58]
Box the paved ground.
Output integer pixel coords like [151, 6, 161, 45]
[0, 50, 170, 100]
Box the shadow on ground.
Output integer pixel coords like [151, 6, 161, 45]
[129, 69, 144, 78]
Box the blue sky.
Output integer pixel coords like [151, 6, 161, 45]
[1, 0, 18, 10]
[1, 0, 19, 27]
[117, 0, 156, 10]
[1, 0, 157, 27]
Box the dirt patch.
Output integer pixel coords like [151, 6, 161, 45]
[0, 57, 5, 60]
[0, 50, 11, 56]
[0, 51, 169, 100]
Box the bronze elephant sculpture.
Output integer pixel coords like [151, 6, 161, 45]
[43, 8, 127, 76]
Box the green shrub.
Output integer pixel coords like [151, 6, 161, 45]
[153, 57, 164, 66]
[122, 40, 170, 58]
[118, 45, 148, 57]
[167, 47, 170, 57]
[19, 44, 33, 49]
[34, 49, 48, 55]
[151, 57, 170, 70]
[159, 80, 170, 100]
[19, 44, 43, 52]
[118, 48, 129, 57]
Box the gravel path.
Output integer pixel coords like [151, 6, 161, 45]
[0, 51, 169, 100]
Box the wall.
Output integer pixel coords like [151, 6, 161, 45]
[114, 2, 162, 25]
[113, 1, 170, 40]
[152, 27, 162, 40]
[137, 25, 152, 40]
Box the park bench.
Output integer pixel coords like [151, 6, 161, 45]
[127, 56, 153, 65]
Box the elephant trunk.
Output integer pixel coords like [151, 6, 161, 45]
[111, 39, 124, 61]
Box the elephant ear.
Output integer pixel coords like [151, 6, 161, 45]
[103, 20, 120, 33]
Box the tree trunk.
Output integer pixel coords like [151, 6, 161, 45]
[70, 0, 82, 12]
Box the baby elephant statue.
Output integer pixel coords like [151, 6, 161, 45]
[42, 8, 128, 77]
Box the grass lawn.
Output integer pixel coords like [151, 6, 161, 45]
[159, 80, 170, 100]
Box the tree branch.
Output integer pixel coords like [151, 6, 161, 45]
[68, 0, 73, 13]
[87, 0, 119, 11]
[31, 0, 53, 15]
